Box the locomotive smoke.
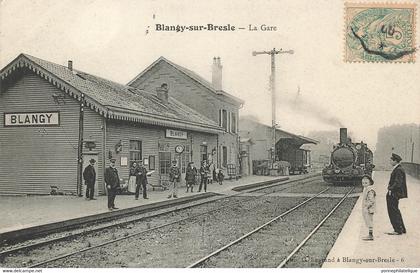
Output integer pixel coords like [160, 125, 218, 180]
[286, 92, 345, 128]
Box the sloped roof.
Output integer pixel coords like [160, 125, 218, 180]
[128, 56, 244, 105]
[0, 54, 223, 133]
[239, 117, 318, 146]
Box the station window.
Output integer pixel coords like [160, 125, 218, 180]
[221, 109, 227, 131]
[129, 140, 142, 167]
[222, 146, 227, 167]
[149, 155, 155, 170]
[159, 152, 171, 175]
[200, 145, 208, 162]
[181, 145, 191, 173]
[231, 112, 237, 133]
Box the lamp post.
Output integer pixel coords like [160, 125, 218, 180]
[252, 48, 294, 163]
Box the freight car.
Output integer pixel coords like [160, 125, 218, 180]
[280, 148, 310, 175]
[322, 128, 374, 183]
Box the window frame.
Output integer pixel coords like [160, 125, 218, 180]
[129, 140, 142, 167]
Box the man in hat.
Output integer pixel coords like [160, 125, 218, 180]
[386, 153, 408, 235]
[83, 158, 97, 200]
[135, 160, 148, 200]
[105, 158, 120, 210]
[168, 160, 180, 198]
[198, 160, 209, 192]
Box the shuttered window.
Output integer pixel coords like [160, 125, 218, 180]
[222, 110, 227, 131]
[222, 146, 227, 167]
[231, 112, 237, 133]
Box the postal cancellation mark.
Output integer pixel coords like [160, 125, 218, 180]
[345, 3, 417, 63]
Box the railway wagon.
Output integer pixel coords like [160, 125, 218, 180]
[322, 128, 374, 183]
[280, 148, 310, 175]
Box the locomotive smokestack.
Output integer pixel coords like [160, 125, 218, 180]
[340, 128, 348, 144]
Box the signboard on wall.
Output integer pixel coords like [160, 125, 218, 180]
[166, 129, 187, 139]
[120, 157, 128, 166]
[4, 112, 60, 127]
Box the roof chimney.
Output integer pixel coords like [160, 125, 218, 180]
[156, 83, 169, 104]
[68, 60, 73, 71]
[212, 57, 222, 90]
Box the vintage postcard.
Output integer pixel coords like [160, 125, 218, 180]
[0, 0, 419, 271]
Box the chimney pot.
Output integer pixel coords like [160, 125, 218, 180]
[68, 60, 73, 71]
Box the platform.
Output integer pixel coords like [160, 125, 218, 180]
[323, 171, 420, 268]
[0, 173, 318, 235]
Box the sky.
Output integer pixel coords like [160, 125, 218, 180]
[1, 0, 419, 148]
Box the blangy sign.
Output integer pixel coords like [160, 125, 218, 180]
[4, 112, 60, 127]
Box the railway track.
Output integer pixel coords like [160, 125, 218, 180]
[276, 188, 354, 268]
[187, 187, 355, 268]
[0, 175, 322, 267]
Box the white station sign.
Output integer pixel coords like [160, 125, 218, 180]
[166, 129, 187, 139]
[4, 112, 60, 127]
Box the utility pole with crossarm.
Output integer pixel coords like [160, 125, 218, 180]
[252, 48, 294, 167]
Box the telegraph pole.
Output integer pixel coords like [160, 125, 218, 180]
[252, 48, 293, 163]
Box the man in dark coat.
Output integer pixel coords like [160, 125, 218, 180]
[198, 160, 209, 193]
[83, 158, 96, 200]
[135, 160, 148, 200]
[386, 153, 408, 235]
[105, 158, 120, 211]
[185, 162, 197, 193]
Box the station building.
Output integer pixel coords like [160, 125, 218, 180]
[128, 56, 244, 174]
[0, 54, 240, 195]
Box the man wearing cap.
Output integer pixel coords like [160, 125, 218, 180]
[168, 160, 180, 198]
[83, 158, 96, 200]
[105, 159, 120, 210]
[135, 160, 148, 200]
[386, 153, 408, 235]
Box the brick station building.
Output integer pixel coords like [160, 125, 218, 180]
[0, 54, 241, 195]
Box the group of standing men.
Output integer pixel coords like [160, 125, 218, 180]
[183, 160, 225, 194]
[167, 159, 223, 197]
[129, 161, 149, 200]
[84, 157, 225, 210]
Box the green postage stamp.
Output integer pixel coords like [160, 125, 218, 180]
[345, 3, 417, 63]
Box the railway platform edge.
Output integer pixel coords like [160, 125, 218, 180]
[323, 170, 420, 268]
[0, 173, 319, 243]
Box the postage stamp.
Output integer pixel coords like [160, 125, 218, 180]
[345, 3, 417, 63]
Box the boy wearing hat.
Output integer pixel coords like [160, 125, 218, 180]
[105, 158, 120, 210]
[386, 153, 408, 235]
[168, 160, 180, 198]
[83, 158, 97, 200]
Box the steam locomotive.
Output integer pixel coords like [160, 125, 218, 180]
[322, 128, 374, 183]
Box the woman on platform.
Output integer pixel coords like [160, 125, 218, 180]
[185, 162, 197, 193]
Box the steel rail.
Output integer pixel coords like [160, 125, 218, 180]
[277, 187, 354, 268]
[23, 176, 322, 268]
[186, 187, 331, 268]
[1, 175, 318, 258]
